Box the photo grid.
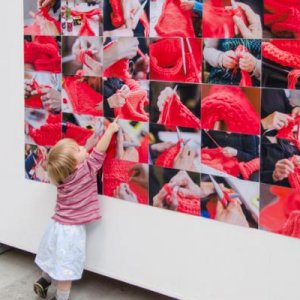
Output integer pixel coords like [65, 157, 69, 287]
[24, 0, 300, 239]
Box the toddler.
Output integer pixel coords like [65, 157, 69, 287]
[33, 118, 119, 300]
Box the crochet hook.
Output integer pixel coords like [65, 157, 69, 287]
[180, 38, 187, 76]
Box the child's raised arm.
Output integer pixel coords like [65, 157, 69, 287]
[96, 118, 120, 153]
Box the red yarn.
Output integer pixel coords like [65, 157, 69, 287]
[201, 85, 260, 135]
[157, 92, 201, 129]
[262, 40, 300, 89]
[264, 0, 300, 37]
[137, 134, 149, 164]
[287, 156, 300, 189]
[163, 183, 200, 215]
[234, 45, 253, 87]
[277, 115, 300, 150]
[28, 113, 62, 146]
[114, 79, 149, 122]
[239, 158, 260, 180]
[70, 9, 101, 36]
[24, 36, 61, 73]
[280, 211, 300, 238]
[155, 139, 183, 169]
[109, 0, 125, 28]
[150, 38, 202, 83]
[155, 0, 195, 37]
[25, 80, 47, 109]
[203, 3, 248, 38]
[201, 147, 240, 177]
[24, 7, 61, 35]
[63, 76, 103, 117]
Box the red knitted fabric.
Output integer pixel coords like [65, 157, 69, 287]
[150, 38, 202, 83]
[157, 92, 201, 129]
[137, 134, 149, 164]
[24, 7, 61, 35]
[25, 80, 47, 109]
[70, 9, 101, 36]
[109, 0, 125, 28]
[155, 0, 195, 37]
[264, 0, 300, 37]
[114, 79, 149, 122]
[280, 211, 300, 238]
[262, 40, 300, 89]
[201, 147, 240, 177]
[63, 76, 103, 117]
[277, 115, 300, 150]
[28, 113, 62, 146]
[239, 158, 260, 180]
[63, 123, 93, 146]
[163, 183, 200, 215]
[24, 36, 61, 73]
[201, 86, 260, 135]
[155, 139, 183, 168]
[203, 3, 248, 38]
[287, 156, 300, 189]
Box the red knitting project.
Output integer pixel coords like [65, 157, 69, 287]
[25, 80, 48, 109]
[280, 211, 300, 238]
[163, 183, 200, 215]
[277, 115, 300, 150]
[264, 0, 300, 37]
[150, 38, 202, 83]
[201, 85, 260, 135]
[137, 134, 149, 164]
[239, 158, 260, 180]
[203, 2, 248, 38]
[24, 7, 61, 35]
[24, 36, 61, 73]
[287, 156, 300, 189]
[201, 147, 240, 177]
[155, 0, 195, 37]
[114, 79, 149, 122]
[63, 76, 103, 117]
[109, 0, 125, 28]
[70, 9, 101, 36]
[234, 45, 252, 87]
[157, 92, 201, 129]
[262, 40, 300, 89]
[155, 139, 183, 169]
[63, 123, 93, 146]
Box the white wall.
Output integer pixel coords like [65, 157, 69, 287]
[1, 1, 300, 299]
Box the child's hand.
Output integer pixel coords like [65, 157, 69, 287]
[221, 51, 237, 69]
[239, 52, 256, 73]
[107, 118, 120, 134]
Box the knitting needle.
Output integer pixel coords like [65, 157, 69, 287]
[180, 38, 187, 76]
[185, 38, 201, 82]
[204, 130, 221, 148]
[132, 0, 148, 29]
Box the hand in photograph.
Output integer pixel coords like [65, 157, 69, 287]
[107, 85, 130, 108]
[173, 145, 196, 171]
[113, 183, 138, 203]
[24, 79, 35, 98]
[134, 54, 150, 79]
[153, 184, 179, 210]
[261, 111, 293, 130]
[151, 142, 176, 153]
[129, 164, 149, 189]
[221, 50, 238, 69]
[116, 129, 139, 162]
[37, 0, 56, 9]
[33, 13, 60, 35]
[292, 107, 300, 118]
[104, 28, 134, 38]
[180, 0, 195, 11]
[103, 37, 139, 68]
[39, 87, 61, 113]
[215, 198, 249, 227]
[157, 87, 175, 111]
[238, 52, 257, 73]
[272, 158, 299, 182]
[121, 0, 141, 30]
[231, 2, 262, 39]
[222, 147, 238, 158]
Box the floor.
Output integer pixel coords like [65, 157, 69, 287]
[0, 247, 173, 300]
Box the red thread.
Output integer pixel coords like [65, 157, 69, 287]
[63, 76, 103, 117]
[234, 45, 253, 87]
[163, 183, 200, 215]
[155, 0, 195, 37]
[201, 85, 260, 135]
[157, 92, 201, 129]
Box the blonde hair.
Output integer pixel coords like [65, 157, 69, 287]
[46, 139, 78, 185]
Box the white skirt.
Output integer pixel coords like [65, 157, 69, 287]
[35, 219, 86, 281]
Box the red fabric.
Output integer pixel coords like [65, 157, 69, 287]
[63, 123, 93, 146]
[70, 9, 101, 36]
[137, 134, 149, 164]
[201, 147, 240, 177]
[150, 38, 202, 83]
[239, 158, 260, 180]
[155, 0, 195, 37]
[280, 211, 300, 238]
[24, 36, 61, 73]
[25, 80, 47, 109]
[24, 7, 61, 35]
[203, 3, 247, 38]
[155, 139, 183, 168]
[28, 113, 62, 146]
[262, 40, 300, 89]
[163, 183, 200, 216]
[287, 156, 300, 189]
[277, 115, 300, 150]
[63, 76, 103, 117]
[109, 0, 125, 28]
[201, 85, 260, 135]
[157, 92, 201, 129]
[264, 0, 300, 37]
[114, 79, 149, 122]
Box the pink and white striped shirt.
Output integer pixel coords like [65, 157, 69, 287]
[52, 148, 106, 225]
